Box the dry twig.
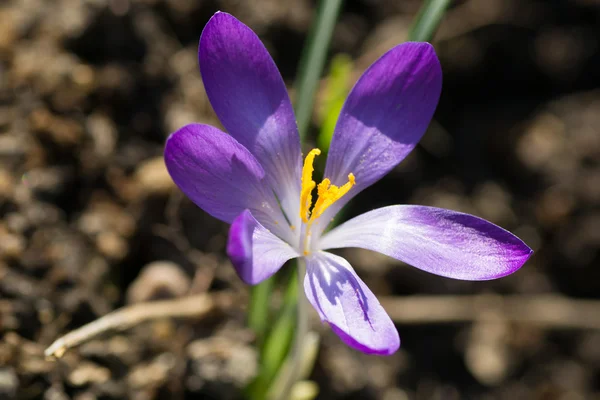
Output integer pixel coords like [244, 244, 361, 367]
[45, 293, 600, 361]
[381, 294, 600, 330]
[44, 292, 233, 359]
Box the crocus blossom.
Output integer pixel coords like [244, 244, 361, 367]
[164, 12, 532, 355]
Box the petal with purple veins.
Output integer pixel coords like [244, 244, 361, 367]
[304, 251, 399, 355]
[164, 123, 292, 241]
[319, 205, 533, 280]
[199, 12, 301, 224]
[228, 210, 299, 285]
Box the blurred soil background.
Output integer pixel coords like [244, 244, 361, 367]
[1, 0, 600, 399]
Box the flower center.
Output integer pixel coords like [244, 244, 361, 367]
[299, 148, 355, 254]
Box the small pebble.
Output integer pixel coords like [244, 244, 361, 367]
[126, 261, 191, 304]
[134, 156, 175, 195]
[0, 368, 18, 399]
[68, 362, 111, 387]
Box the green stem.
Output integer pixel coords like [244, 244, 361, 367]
[248, 276, 275, 347]
[408, 0, 452, 42]
[261, 271, 298, 385]
[245, 271, 298, 400]
[270, 259, 309, 400]
[294, 0, 344, 140]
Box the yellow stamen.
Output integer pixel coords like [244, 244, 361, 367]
[300, 149, 320, 223]
[299, 148, 355, 224]
[311, 173, 355, 221]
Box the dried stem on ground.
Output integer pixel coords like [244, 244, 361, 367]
[44, 292, 234, 359]
[381, 294, 600, 330]
[45, 293, 600, 362]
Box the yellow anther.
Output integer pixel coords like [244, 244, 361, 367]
[311, 173, 355, 221]
[300, 149, 321, 223]
[299, 148, 356, 224]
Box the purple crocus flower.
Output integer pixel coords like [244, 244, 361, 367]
[164, 12, 532, 355]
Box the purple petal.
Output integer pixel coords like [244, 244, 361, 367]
[164, 123, 292, 240]
[199, 12, 302, 224]
[228, 210, 299, 285]
[320, 205, 533, 280]
[304, 252, 399, 355]
[314, 43, 442, 235]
